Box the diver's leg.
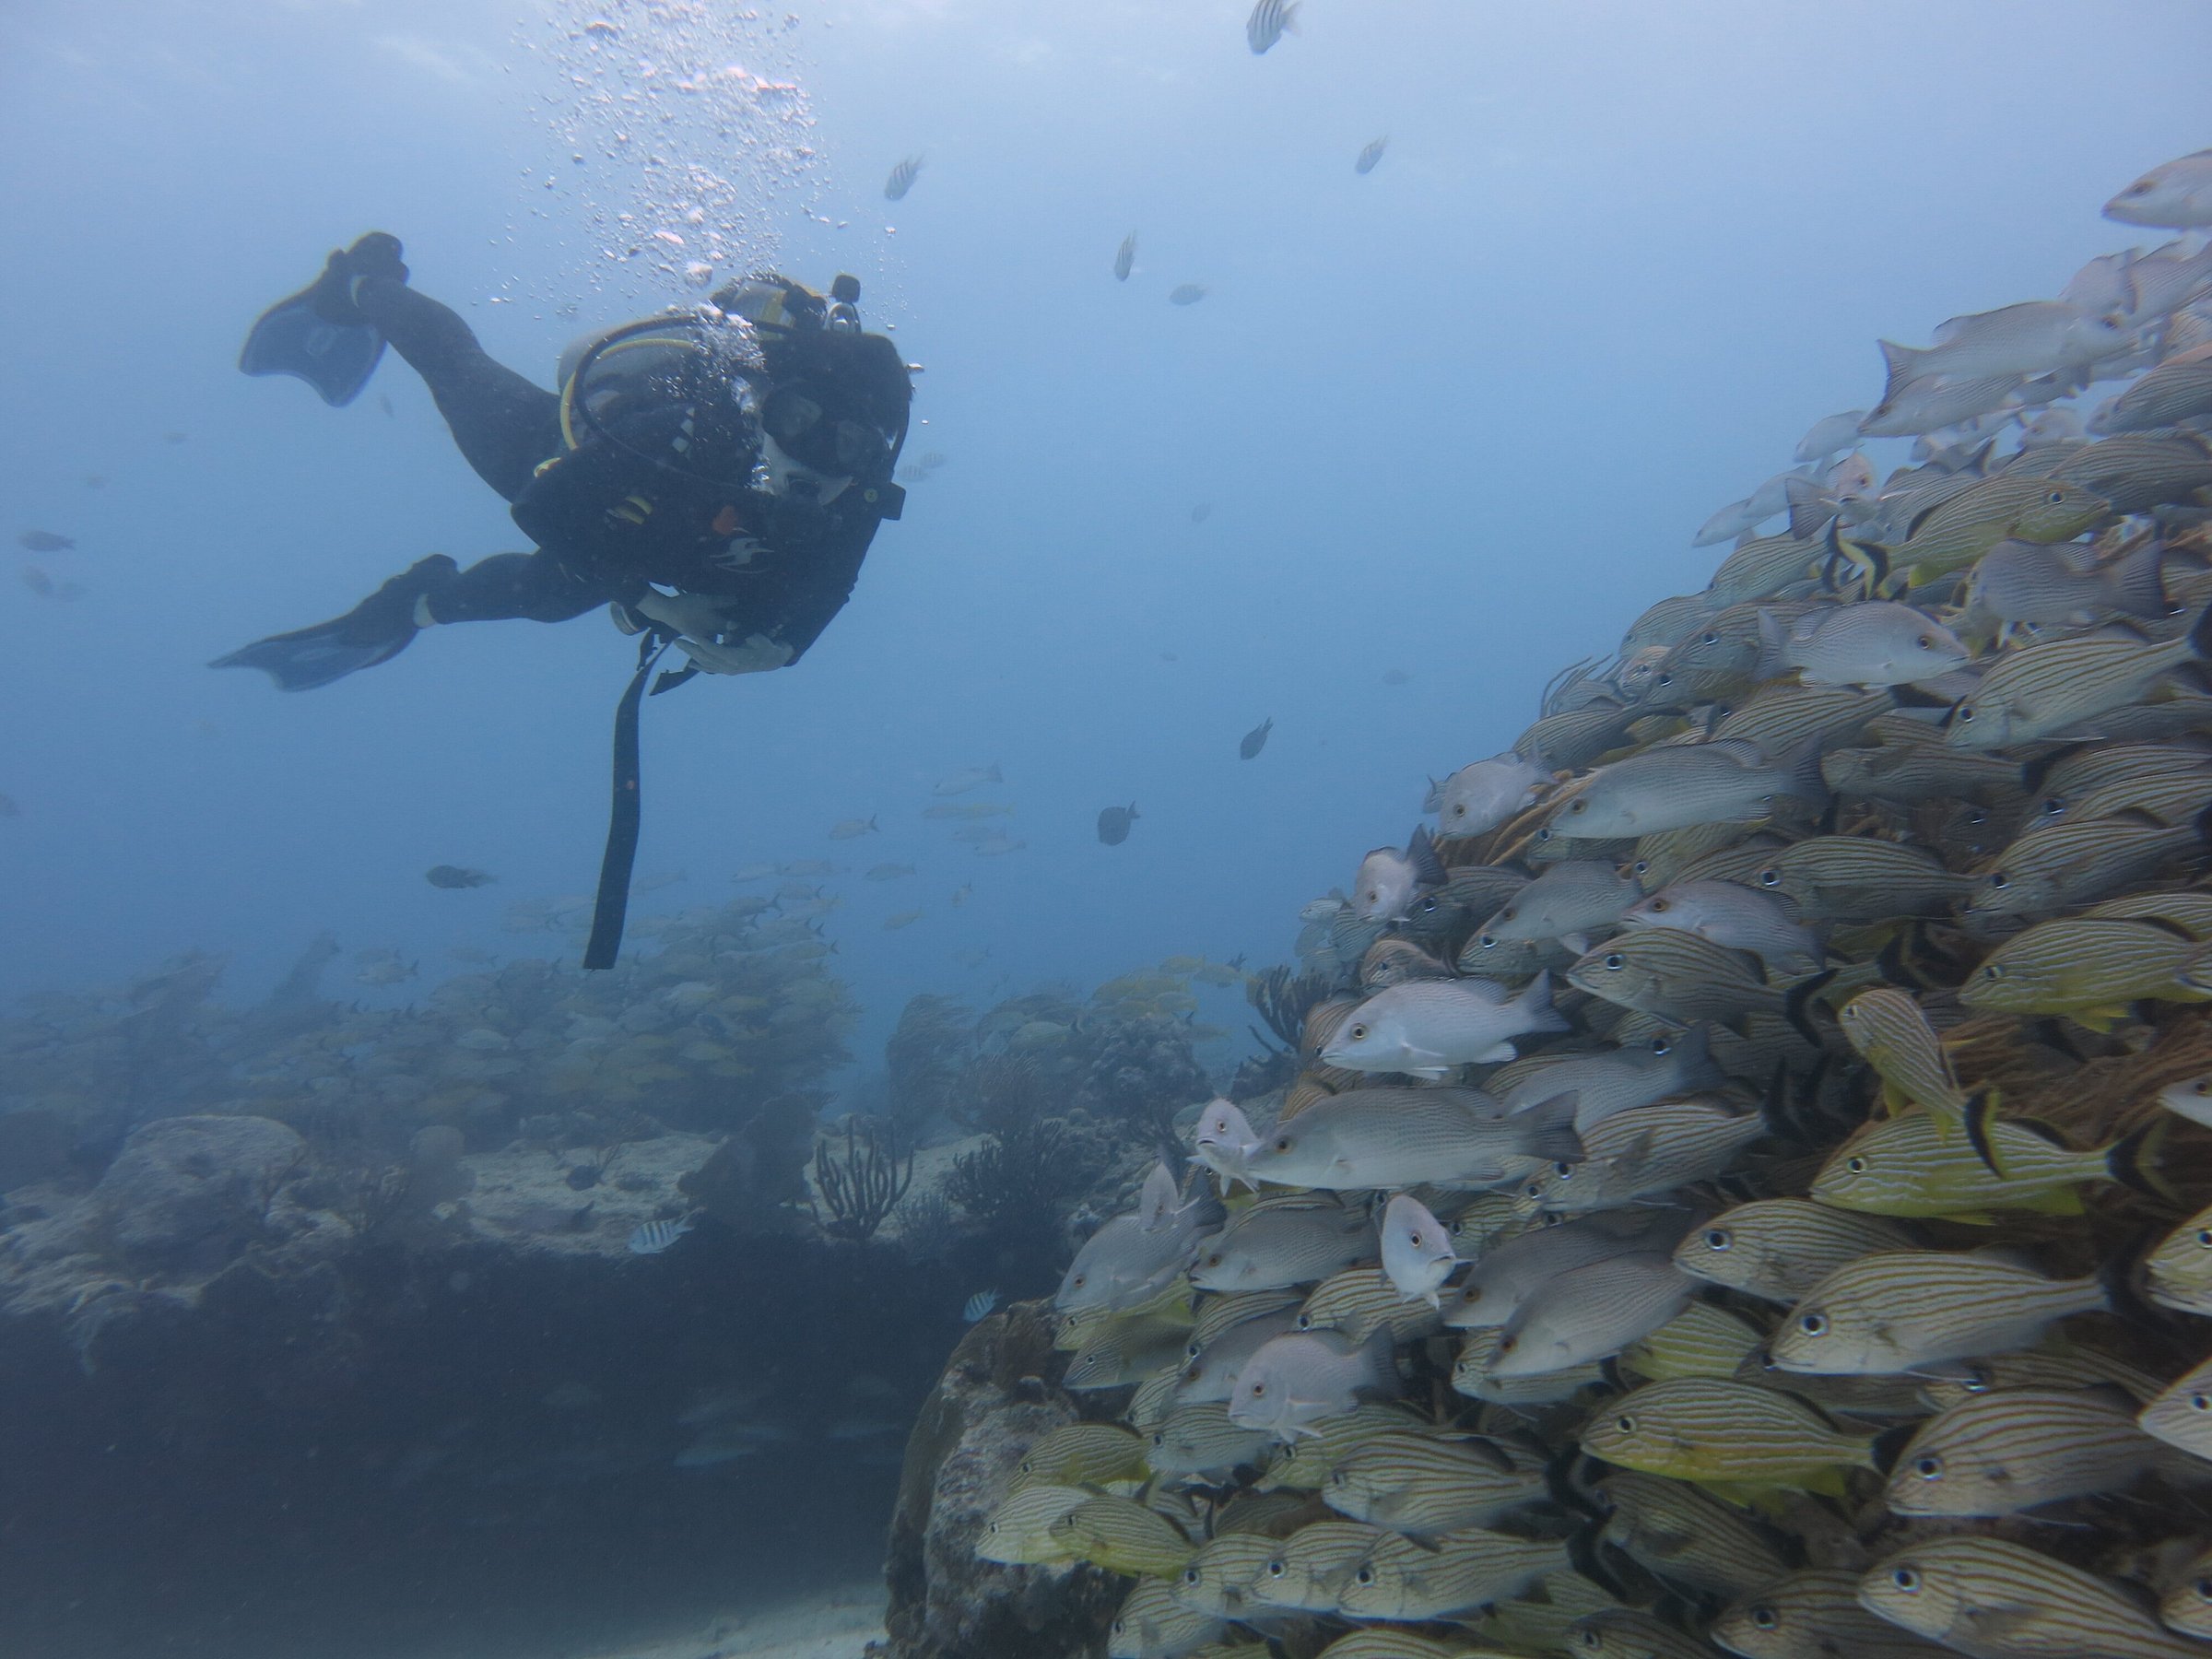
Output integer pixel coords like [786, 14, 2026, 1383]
[350, 279, 564, 502]
[423, 551, 621, 625]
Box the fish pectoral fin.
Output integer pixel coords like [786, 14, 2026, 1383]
[1472, 1043, 1519, 1065]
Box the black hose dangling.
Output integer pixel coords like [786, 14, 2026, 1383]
[582, 629, 677, 971]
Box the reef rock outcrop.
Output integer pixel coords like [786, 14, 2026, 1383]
[877, 1299, 1118, 1659]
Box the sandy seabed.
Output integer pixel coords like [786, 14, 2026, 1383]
[576, 1581, 886, 1659]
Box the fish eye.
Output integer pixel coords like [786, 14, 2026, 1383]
[1071, 1273, 1086, 1288]
[2196, 1578, 2212, 1601]
[2046, 490, 2064, 505]
[1207, 1252, 1225, 1266]
[1958, 706, 1975, 722]
[1567, 800, 1586, 815]
[1297, 1312, 1315, 1330]
[1913, 1454, 1943, 1479]
[1758, 868, 1782, 888]
[1478, 935, 1500, 949]
[1751, 1606, 1779, 1630]
[1798, 1312, 1827, 1335]
[2192, 1393, 2211, 1413]
[1151, 1432, 1165, 1446]
[1615, 1415, 1636, 1434]
[1273, 1137, 1290, 1153]
[1988, 874, 2009, 889]
[1983, 965, 2005, 981]
[1348, 1024, 1369, 1040]
[1649, 898, 1670, 912]
[1916, 635, 1933, 649]
[1603, 953, 1625, 970]
[1892, 1568, 1921, 1592]
[1265, 1559, 1287, 1578]
[1112, 1620, 1126, 1637]
[1408, 1229, 1427, 1247]
[1700, 631, 1719, 645]
[1703, 1229, 1732, 1252]
[2195, 1080, 2212, 1096]
[1182, 1567, 1201, 1586]
[1551, 1160, 1574, 1177]
[1499, 1335, 1518, 1353]
[1845, 1157, 1867, 1173]
[1251, 1382, 1265, 1396]
[1355, 1567, 1375, 1586]
[1652, 1036, 1673, 1054]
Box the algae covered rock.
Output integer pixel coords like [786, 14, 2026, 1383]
[878, 1298, 1119, 1659]
[93, 1114, 305, 1267]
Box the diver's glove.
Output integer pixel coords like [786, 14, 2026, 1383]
[677, 632, 794, 677]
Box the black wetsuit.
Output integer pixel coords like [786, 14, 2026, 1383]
[354, 278, 909, 661]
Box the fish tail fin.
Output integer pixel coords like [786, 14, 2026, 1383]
[1962, 1088, 2004, 1178]
[1751, 606, 1792, 682]
[1406, 822, 1446, 886]
[1671, 1021, 1721, 1088]
[2189, 602, 2212, 663]
[1283, 1, 1302, 31]
[1867, 1421, 1917, 1475]
[1877, 339, 1926, 403]
[2110, 1116, 2177, 1202]
[2105, 532, 2169, 619]
[1519, 969, 1572, 1034]
[1522, 1090, 1585, 1163]
[1783, 968, 1837, 1049]
[1360, 1324, 1400, 1396]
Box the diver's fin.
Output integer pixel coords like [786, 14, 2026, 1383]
[239, 280, 384, 407]
[209, 623, 417, 691]
[211, 553, 454, 691]
[238, 234, 408, 407]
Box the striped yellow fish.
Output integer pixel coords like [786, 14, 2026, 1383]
[1013, 1422, 1149, 1492]
[1107, 1578, 1224, 1659]
[1453, 1326, 1606, 1405]
[1568, 1607, 1729, 1659]
[1580, 1377, 1887, 1497]
[1599, 1469, 1793, 1597]
[1959, 914, 2212, 1021]
[1321, 1430, 1546, 1535]
[1708, 533, 1827, 605]
[2146, 1201, 2212, 1316]
[1249, 1519, 1390, 1612]
[1884, 473, 2109, 587]
[2159, 1545, 2212, 1641]
[1714, 1568, 1959, 1659]
[1147, 1402, 1271, 1479]
[1754, 835, 1967, 921]
[1810, 1106, 2156, 1219]
[977, 1483, 1088, 1563]
[1771, 1251, 2104, 1374]
[1964, 813, 2205, 917]
[1049, 1493, 1194, 1577]
[1169, 1533, 1276, 1619]
[1947, 606, 2212, 751]
[1884, 1387, 2160, 1515]
[1859, 1535, 2204, 1659]
[1297, 1266, 1445, 1344]
[1836, 988, 1969, 1120]
[1673, 1198, 1916, 1300]
[1713, 681, 1893, 760]
[1619, 1299, 1768, 1381]
[1333, 1526, 1570, 1621]
[1916, 1343, 2166, 1412]
[2137, 1352, 2212, 1463]
[1253, 1405, 1424, 1491]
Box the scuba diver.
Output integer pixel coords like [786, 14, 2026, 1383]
[217, 231, 910, 689]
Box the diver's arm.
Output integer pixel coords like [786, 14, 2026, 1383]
[754, 514, 878, 665]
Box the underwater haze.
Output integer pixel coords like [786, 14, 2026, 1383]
[3, 3, 2212, 1657]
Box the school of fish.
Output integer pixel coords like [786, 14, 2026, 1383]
[976, 147, 2212, 1659]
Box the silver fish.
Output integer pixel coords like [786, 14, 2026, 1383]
[1379, 1193, 1456, 1308]
[1618, 879, 1822, 976]
[1962, 535, 2167, 627]
[1241, 1088, 1582, 1192]
[1435, 751, 1548, 838]
[1878, 302, 2132, 402]
[1177, 1306, 1301, 1404]
[2106, 147, 2212, 229]
[1477, 860, 1643, 953]
[1755, 601, 1969, 688]
[1492, 1026, 1722, 1128]
[1488, 1252, 1694, 1377]
[1350, 825, 1444, 921]
[1058, 1211, 1210, 1312]
[1114, 231, 1136, 282]
[1796, 410, 1871, 464]
[1860, 373, 2023, 439]
[1322, 973, 1571, 1074]
[1190, 1197, 1373, 1292]
[1354, 135, 1388, 174]
[1442, 1209, 1689, 1329]
[1191, 1097, 1264, 1193]
[1228, 1328, 1395, 1441]
[1549, 738, 1824, 840]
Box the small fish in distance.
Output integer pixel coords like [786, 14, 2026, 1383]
[629, 1218, 694, 1255]
[18, 530, 74, 553]
[963, 1289, 1000, 1324]
[1240, 718, 1273, 759]
[1355, 136, 1388, 174]
[1115, 232, 1136, 281]
[1246, 0, 1300, 54]
[1098, 804, 1139, 845]
[426, 865, 496, 888]
[884, 155, 923, 201]
[1170, 284, 1208, 306]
